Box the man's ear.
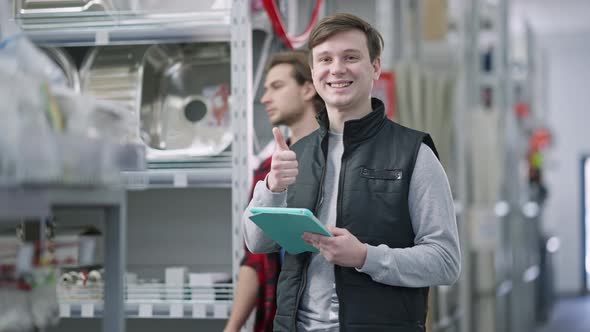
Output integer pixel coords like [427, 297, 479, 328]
[301, 81, 317, 102]
[372, 56, 382, 80]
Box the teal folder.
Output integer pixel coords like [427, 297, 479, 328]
[249, 207, 332, 254]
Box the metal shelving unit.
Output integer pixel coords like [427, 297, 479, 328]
[58, 301, 232, 319]
[123, 168, 232, 190]
[57, 283, 233, 319]
[16, 10, 233, 46]
[0, 187, 127, 332]
[8, 0, 255, 328]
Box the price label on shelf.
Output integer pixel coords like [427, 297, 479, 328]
[16, 244, 34, 274]
[95, 30, 110, 45]
[81, 303, 94, 317]
[173, 173, 188, 188]
[60, 303, 71, 318]
[170, 303, 183, 318]
[213, 304, 227, 318]
[124, 172, 148, 190]
[192, 303, 206, 318]
[139, 303, 153, 318]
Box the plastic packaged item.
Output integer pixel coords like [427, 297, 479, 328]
[52, 87, 145, 182]
[0, 288, 33, 332]
[0, 16, 144, 185]
[1, 0, 68, 87]
[0, 66, 61, 185]
[0, 65, 19, 184]
[51, 86, 131, 142]
[0, 243, 60, 331]
[0, 34, 68, 88]
[30, 270, 60, 329]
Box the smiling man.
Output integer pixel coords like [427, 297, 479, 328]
[244, 13, 461, 332]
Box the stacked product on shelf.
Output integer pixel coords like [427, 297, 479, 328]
[0, 29, 145, 186]
[0, 228, 89, 331]
[0, 2, 138, 330]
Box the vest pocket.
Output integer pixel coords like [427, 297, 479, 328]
[358, 167, 405, 193]
[360, 167, 403, 180]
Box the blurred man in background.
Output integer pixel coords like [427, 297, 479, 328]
[224, 50, 323, 332]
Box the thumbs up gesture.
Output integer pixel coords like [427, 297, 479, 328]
[267, 127, 299, 192]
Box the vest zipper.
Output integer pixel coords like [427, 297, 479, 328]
[335, 153, 347, 331]
[314, 166, 327, 213]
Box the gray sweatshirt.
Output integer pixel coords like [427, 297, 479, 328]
[244, 141, 461, 331]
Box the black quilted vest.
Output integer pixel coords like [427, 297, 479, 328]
[273, 98, 438, 332]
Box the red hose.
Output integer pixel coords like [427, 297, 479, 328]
[262, 0, 323, 49]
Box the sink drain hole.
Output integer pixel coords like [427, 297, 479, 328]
[184, 99, 207, 123]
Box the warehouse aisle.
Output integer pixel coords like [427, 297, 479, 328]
[535, 295, 590, 332]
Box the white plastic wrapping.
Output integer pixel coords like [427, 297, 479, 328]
[0, 65, 62, 185]
[0, 34, 67, 87]
[0, 288, 33, 332]
[0, 36, 144, 185]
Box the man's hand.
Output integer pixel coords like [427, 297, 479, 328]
[267, 127, 298, 192]
[302, 226, 368, 268]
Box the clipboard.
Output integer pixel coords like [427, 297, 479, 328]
[249, 207, 332, 254]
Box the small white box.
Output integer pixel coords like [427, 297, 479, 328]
[165, 267, 188, 285]
[165, 267, 188, 300]
[125, 272, 138, 284]
[127, 282, 162, 301]
[188, 272, 230, 285]
[139, 303, 153, 317]
[188, 272, 230, 301]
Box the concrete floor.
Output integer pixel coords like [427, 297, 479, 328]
[535, 295, 590, 332]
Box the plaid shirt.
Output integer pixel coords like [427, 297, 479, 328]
[241, 155, 280, 332]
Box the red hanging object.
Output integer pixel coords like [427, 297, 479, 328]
[262, 0, 323, 49]
[515, 102, 530, 119]
[529, 128, 552, 151]
[372, 71, 397, 120]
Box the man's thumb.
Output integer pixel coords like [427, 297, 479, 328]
[272, 127, 289, 150]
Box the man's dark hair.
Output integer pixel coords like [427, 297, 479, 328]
[308, 13, 384, 64]
[267, 51, 324, 113]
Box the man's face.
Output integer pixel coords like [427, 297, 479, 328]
[311, 29, 381, 111]
[261, 63, 307, 126]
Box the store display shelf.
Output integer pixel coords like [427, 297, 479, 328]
[0, 187, 125, 221]
[123, 167, 232, 189]
[58, 283, 233, 319]
[480, 73, 498, 86]
[59, 300, 232, 319]
[17, 10, 232, 46]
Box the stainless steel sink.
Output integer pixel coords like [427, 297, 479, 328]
[79, 42, 231, 162]
[16, 0, 114, 15]
[139, 43, 232, 161]
[41, 47, 81, 93]
[80, 45, 147, 143]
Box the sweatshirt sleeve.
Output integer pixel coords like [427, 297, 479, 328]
[356, 144, 461, 287]
[243, 177, 288, 253]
